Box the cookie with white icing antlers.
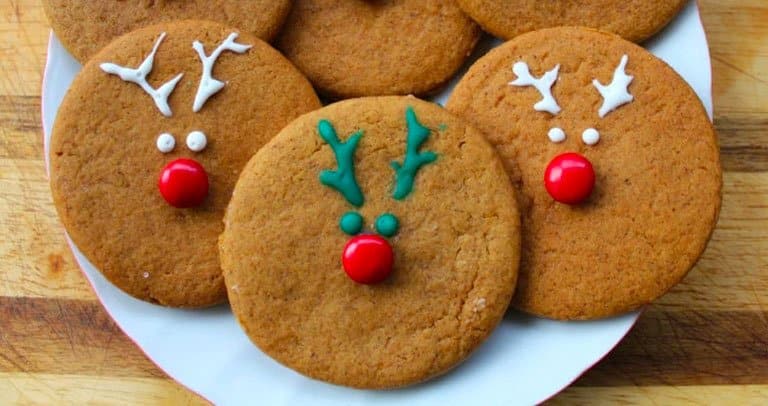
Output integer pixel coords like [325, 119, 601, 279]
[49, 20, 321, 307]
[447, 27, 722, 320]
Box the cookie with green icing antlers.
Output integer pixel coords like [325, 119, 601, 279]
[447, 27, 722, 320]
[49, 21, 320, 307]
[220, 96, 521, 388]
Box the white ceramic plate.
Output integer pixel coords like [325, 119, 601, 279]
[42, 2, 711, 404]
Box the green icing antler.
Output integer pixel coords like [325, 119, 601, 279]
[391, 107, 437, 200]
[318, 120, 365, 207]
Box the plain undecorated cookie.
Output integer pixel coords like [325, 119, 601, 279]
[42, 0, 292, 62]
[50, 20, 320, 307]
[447, 27, 721, 320]
[455, 0, 687, 42]
[220, 96, 520, 388]
[276, 0, 481, 99]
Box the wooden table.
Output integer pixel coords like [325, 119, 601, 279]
[1, 0, 766, 404]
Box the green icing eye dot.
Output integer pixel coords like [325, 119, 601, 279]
[340, 212, 364, 235]
[375, 213, 399, 237]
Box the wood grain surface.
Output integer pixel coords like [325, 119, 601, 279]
[1, 0, 766, 404]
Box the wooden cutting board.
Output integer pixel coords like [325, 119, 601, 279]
[1, 0, 766, 403]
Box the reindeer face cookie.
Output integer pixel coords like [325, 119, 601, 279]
[220, 96, 521, 388]
[50, 21, 320, 307]
[447, 27, 722, 320]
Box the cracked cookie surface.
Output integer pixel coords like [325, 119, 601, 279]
[43, 0, 291, 62]
[276, 0, 481, 99]
[220, 96, 521, 388]
[455, 0, 687, 43]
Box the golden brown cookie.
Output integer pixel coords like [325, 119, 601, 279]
[49, 20, 320, 307]
[446, 27, 721, 320]
[220, 96, 520, 388]
[42, 0, 292, 62]
[455, 0, 687, 42]
[276, 0, 481, 99]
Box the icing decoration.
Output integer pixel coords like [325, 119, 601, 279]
[342, 234, 394, 285]
[544, 152, 595, 205]
[473, 297, 487, 312]
[192, 33, 252, 112]
[510, 62, 561, 115]
[391, 107, 437, 200]
[548, 127, 566, 143]
[375, 213, 399, 238]
[340, 212, 364, 236]
[318, 108, 437, 284]
[582, 128, 600, 146]
[158, 158, 209, 208]
[593, 55, 634, 118]
[318, 120, 365, 207]
[156, 133, 176, 153]
[100, 32, 183, 117]
[186, 130, 208, 152]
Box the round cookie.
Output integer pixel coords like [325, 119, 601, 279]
[49, 20, 320, 307]
[455, 0, 687, 43]
[276, 0, 481, 99]
[42, 0, 292, 62]
[220, 96, 521, 388]
[446, 27, 721, 320]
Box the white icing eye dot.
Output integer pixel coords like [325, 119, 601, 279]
[548, 127, 566, 143]
[582, 128, 601, 146]
[186, 130, 208, 152]
[156, 133, 175, 153]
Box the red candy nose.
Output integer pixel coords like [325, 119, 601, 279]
[544, 152, 595, 205]
[158, 158, 209, 208]
[342, 235, 394, 284]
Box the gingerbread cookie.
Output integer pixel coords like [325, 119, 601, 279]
[446, 27, 721, 320]
[42, 0, 292, 62]
[220, 96, 521, 388]
[455, 0, 687, 43]
[276, 0, 481, 99]
[49, 20, 320, 307]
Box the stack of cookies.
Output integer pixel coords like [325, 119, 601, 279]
[46, 0, 721, 389]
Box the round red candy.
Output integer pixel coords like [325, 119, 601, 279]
[342, 235, 394, 284]
[158, 158, 209, 208]
[544, 152, 595, 205]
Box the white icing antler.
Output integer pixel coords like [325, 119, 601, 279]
[192, 33, 252, 112]
[100, 32, 183, 117]
[593, 55, 634, 118]
[509, 62, 561, 115]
